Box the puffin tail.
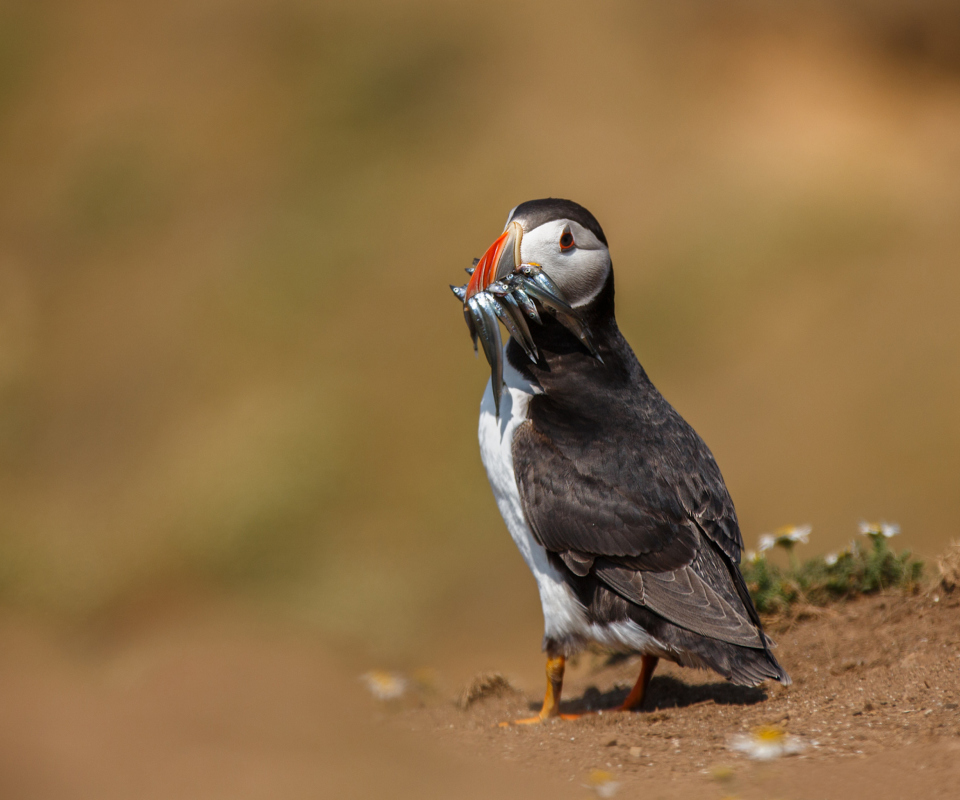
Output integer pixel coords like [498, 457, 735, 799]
[670, 628, 791, 687]
[727, 645, 791, 687]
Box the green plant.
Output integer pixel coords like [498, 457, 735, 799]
[740, 523, 924, 614]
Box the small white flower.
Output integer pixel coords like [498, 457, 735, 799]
[825, 546, 853, 567]
[584, 770, 620, 797]
[743, 549, 760, 564]
[728, 726, 806, 760]
[361, 670, 407, 700]
[784, 524, 812, 544]
[859, 521, 900, 539]
[758, 525, 811, 551]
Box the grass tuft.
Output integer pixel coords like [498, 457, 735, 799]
[741, 532, 924, 614]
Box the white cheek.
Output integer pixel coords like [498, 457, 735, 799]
[550, 251, 610, 307]
[520, 233, 609, 307]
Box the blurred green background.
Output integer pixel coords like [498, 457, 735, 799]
[1, 0, 958, 660]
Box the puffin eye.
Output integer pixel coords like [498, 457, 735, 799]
[559, 230, 575, 251]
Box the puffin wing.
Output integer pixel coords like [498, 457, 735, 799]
[594, 554, 764, 648]
[511, 420, 700, 573]
[512, 418, 764, 648]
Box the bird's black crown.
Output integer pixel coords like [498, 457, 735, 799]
[509, 198, 608, 246]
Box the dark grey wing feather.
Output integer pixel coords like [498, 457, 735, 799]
[513, 416, 765, 648]
[512, 422, 699, 573]
[672, 467, 743, 564]
[559, 551, 595, 576]
[594, 543, 763, 648]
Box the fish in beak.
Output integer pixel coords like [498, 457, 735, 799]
[450, 221, 600, 416]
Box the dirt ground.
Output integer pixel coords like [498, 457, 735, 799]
[1, 587, 959, 799]
[402, 589, 960, 799]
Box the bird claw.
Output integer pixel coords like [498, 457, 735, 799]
[452, 263, 602, 414]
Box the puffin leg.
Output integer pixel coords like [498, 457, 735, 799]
[617, 655, 659, 712]
[504, 655, 583, 725]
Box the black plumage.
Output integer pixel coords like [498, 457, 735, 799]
[503, 201, 788, 687]
[508, 197, 609, 246]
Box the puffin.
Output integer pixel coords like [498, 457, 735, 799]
[451, 198, 789, 724]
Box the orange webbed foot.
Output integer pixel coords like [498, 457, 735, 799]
[496, 653, 596, 727]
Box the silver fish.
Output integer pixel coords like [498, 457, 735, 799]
[516, 271, 601, 361]
[512, 286, 541, 323]
[492, 292, 538, 363]
[451, 284, 477, 353]
[454, 259, 604, 416]
[497, 274, 542, 323]
[518, 263, 567, 301]
[467, 293, 504, 414]
[514, 275, 575, 317]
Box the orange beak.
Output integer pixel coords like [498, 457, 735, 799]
[465, 220, 523, 300]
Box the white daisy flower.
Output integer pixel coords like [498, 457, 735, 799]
[361, 670, 407, 700]
[758, 525, 811, 552]
[743, 549, 761, 564]
[584, 770, 620, 798]
[859, 520, 900, 539]
[728, 726, 806, 761]
[825, 545, 854, 567]
[784, 524, 812, 544]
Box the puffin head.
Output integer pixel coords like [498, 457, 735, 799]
[465, 198, 612, 310]
[454, 198, 612, 415]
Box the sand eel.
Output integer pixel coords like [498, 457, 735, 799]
[451, 198, 790, 724]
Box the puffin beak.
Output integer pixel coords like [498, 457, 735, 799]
[465, 220, 522, 300]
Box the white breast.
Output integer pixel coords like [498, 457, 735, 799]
[477, 355, 675, 659]
[477, 358, 593, 646]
